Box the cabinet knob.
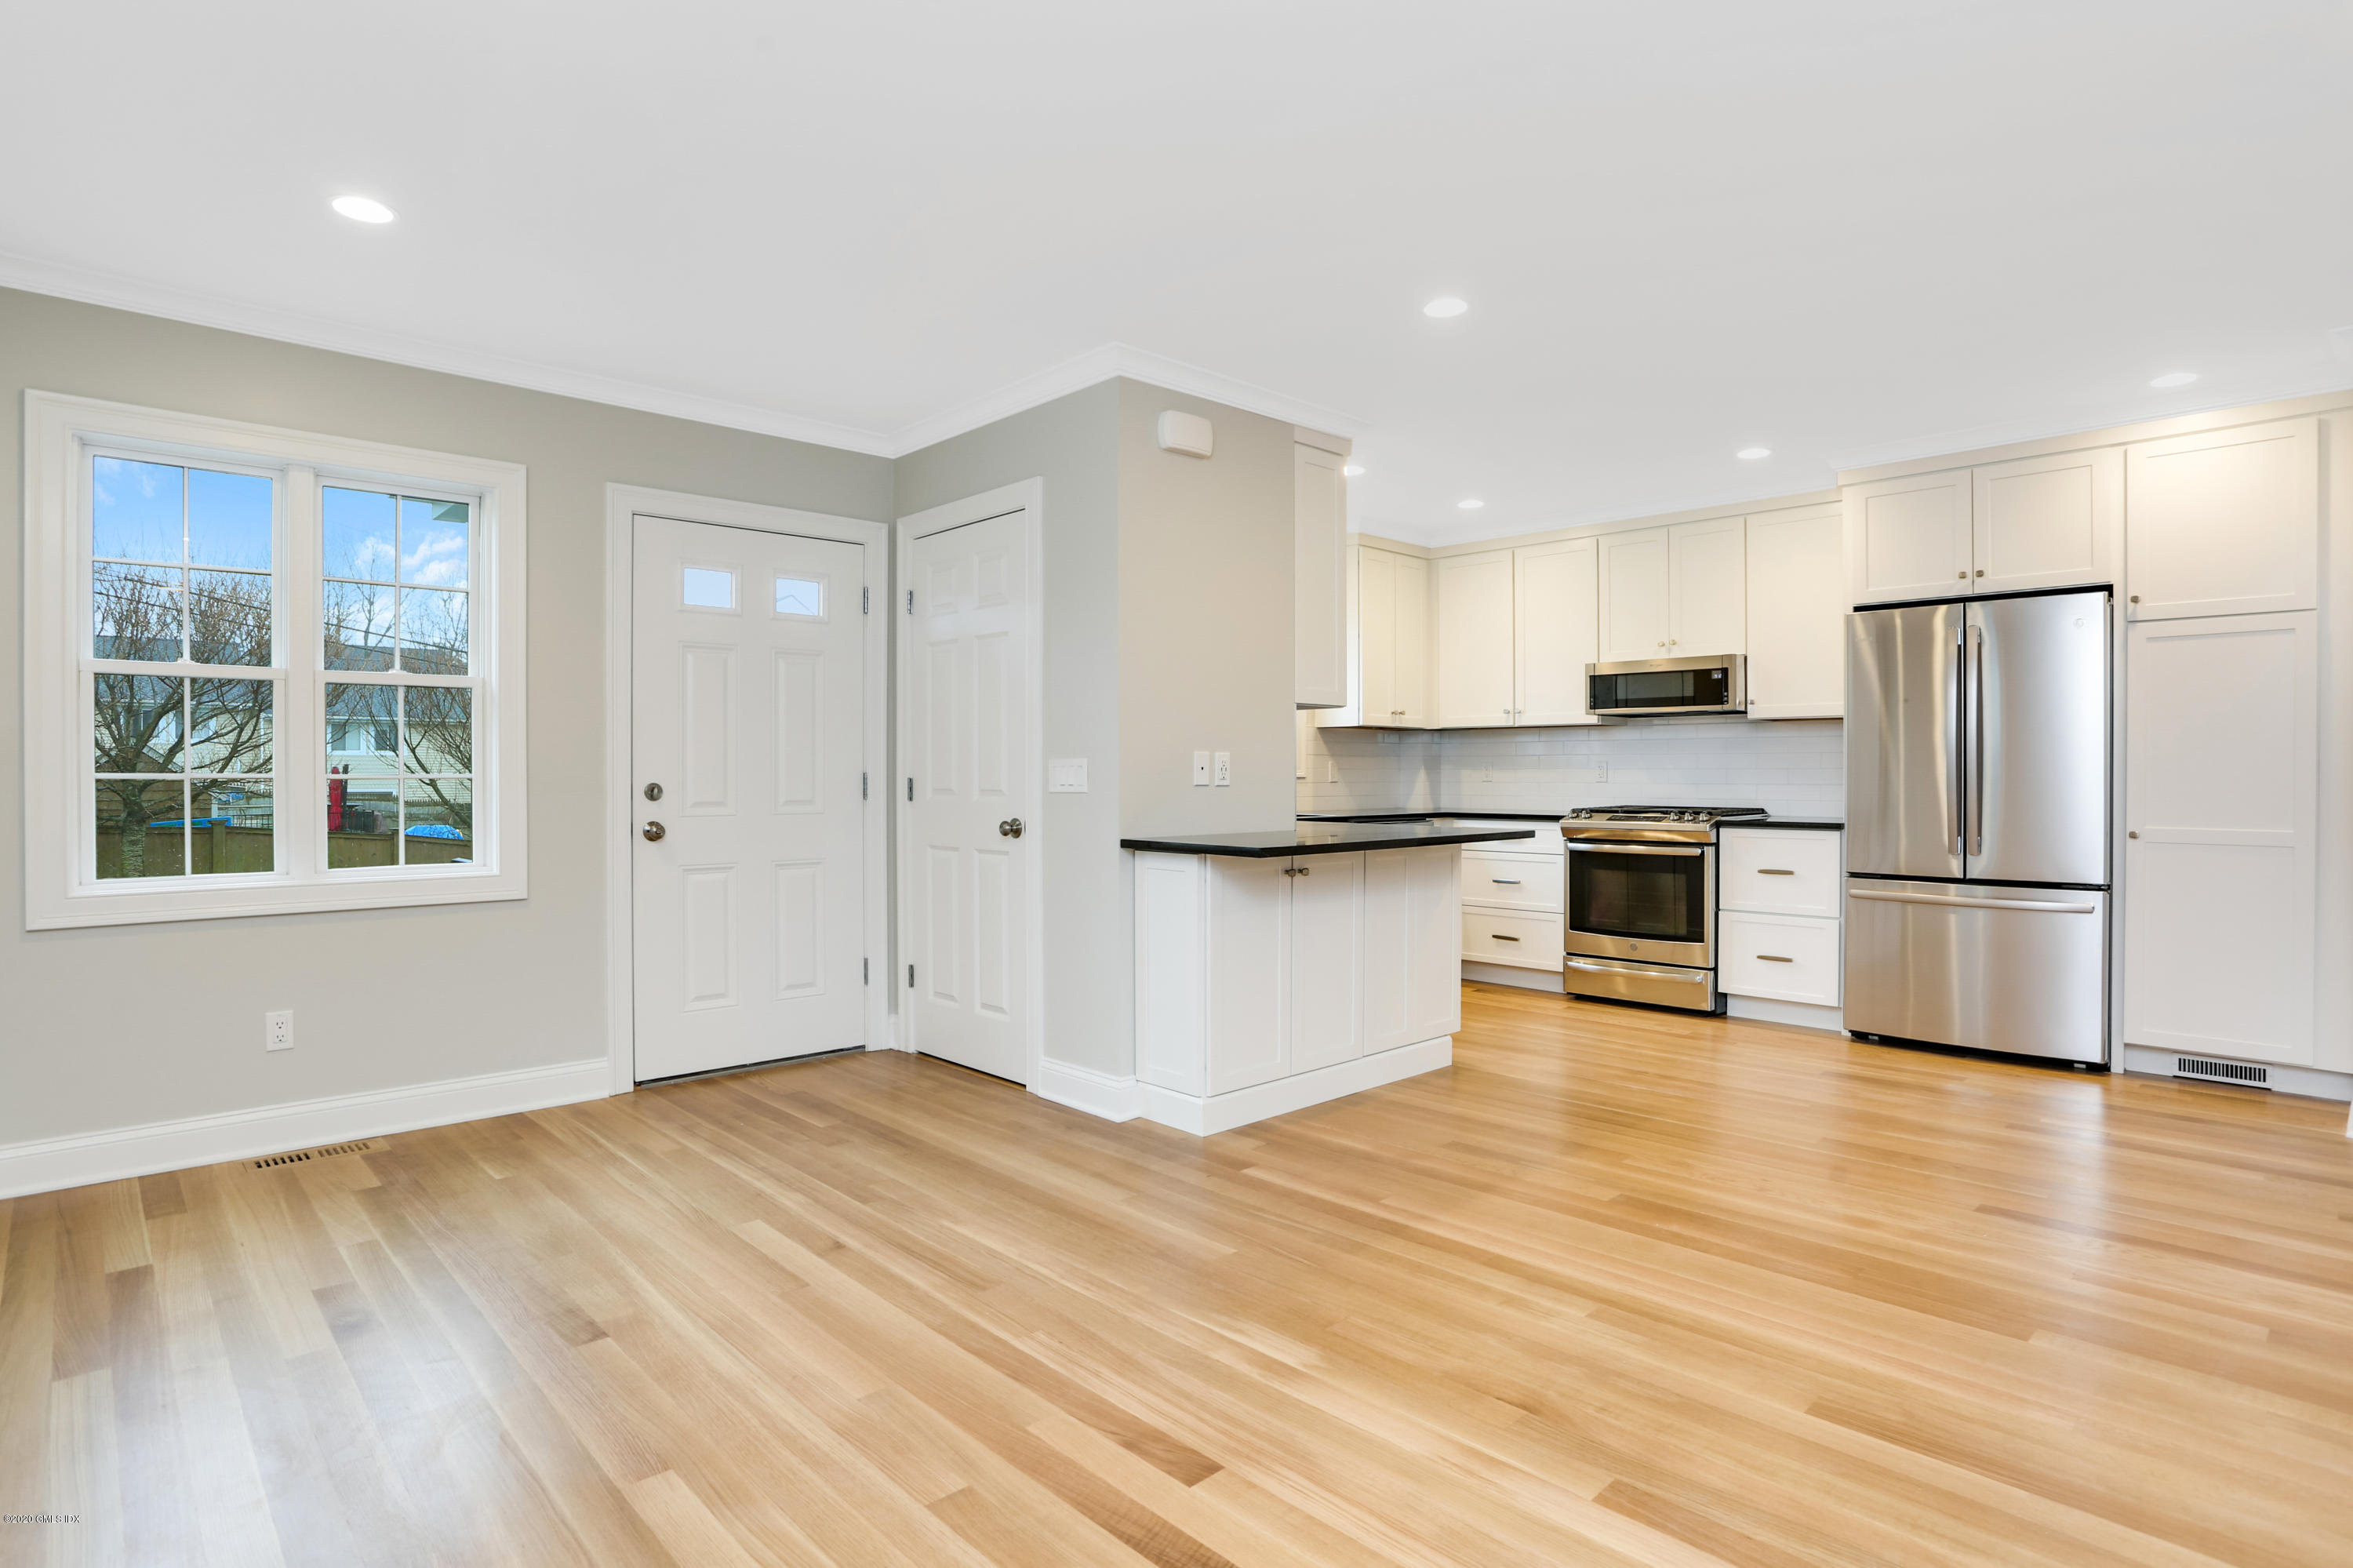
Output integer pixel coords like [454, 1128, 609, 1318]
[1958, 571, 1968, 579]
[1668, 639, 1677, 646]
[2129, 595, 2140, 604]
[1976, 569, 1986, 577]
[2128, 830, 2139, 839]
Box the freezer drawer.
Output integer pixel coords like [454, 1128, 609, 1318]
[1843, 878, 2108, 1063]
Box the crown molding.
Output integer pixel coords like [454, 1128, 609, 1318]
[882, 340, 1368, 457]
[0, 253, 1366, 463]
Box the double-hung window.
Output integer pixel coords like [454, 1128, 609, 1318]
[25, 392, 528, 927]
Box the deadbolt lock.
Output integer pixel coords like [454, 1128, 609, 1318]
[643, 782, 664, 801]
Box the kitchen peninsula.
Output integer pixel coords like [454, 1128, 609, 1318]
[1123, 820, 1537, 1133]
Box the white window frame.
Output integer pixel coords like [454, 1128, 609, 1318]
[24, 391, 528, 928]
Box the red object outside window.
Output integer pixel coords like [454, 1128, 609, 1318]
[329, 767, 346, 831]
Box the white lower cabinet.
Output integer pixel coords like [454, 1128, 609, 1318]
[1453, 821, 1564, 973]
[1135, 846, 1461, 1133]
[1716, 828, 1842, 1008]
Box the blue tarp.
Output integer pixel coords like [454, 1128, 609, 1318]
[405, 824, 467, 839]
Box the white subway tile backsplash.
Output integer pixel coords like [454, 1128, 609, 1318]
[1297, 714, 1844, 818]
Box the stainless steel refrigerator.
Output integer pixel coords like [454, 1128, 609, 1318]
[1843, 589, 2111, 1064]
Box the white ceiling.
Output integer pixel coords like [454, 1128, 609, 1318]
[4, 2, 2348, 545]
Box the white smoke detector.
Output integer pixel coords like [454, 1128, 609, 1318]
[1155, 410, 1214, 458]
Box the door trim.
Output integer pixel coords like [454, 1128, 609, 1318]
[604, 483, 890, 1096]
[893, 478, 1047, 1088]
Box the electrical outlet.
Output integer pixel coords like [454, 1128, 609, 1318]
[1047, 758, 1089, 792]
[1326, 759, 1339, 784]
[1213, 751, 1231, 787]
[1192, 751, 1210, 786]
[1595, 761, 1609, 783]
[264, 1010, 293, 1052]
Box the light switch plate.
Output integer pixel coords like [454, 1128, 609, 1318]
[1047, 758, 1089, 792]
[1192, 751, 1210, 786]
[1213, 751, 1231, 787]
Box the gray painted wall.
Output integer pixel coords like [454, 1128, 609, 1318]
[0, 287, 892, 1147]
[890, 382, 1127, 1078]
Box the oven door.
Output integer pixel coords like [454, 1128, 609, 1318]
[1564, 841, 1715, 966]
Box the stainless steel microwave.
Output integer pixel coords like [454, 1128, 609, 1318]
[1585, 653, 1746, 715]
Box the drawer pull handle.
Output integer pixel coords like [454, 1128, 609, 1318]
[1490, 933, 1520, 941]
[1757, 868, 1795, 875]
[1756, 954, 1794, 962]
[1490, 878, 1522, 885]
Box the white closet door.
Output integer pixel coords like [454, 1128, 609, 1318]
[2126, 417, 2318, 620]
[1435, 550, 1515, 727]
[2124, 613, 2316, 1064]
[1514, 538, 1598, 726]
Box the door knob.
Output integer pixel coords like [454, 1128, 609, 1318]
[643, 782, 664, 801]
[998, 818, 1024, 839]
[642, 821, 666, 842]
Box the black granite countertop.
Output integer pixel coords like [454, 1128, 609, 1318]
[1122, 821, 1540, 858]
[1297, 809, 1843, 832]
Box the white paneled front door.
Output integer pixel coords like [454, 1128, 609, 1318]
[901, 508, 1033, 1082]
[632, 515, 868, 1081]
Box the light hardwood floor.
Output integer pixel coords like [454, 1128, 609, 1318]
[4, 984, 2351, 1567]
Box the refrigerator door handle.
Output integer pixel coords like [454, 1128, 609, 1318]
[1847, 888, 2098, 915]
[1951, 620, 1966, 857]
[1968, 622, 1986, 857]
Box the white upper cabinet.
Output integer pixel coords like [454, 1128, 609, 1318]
[1320, 544, 1431, 728]
[1669, 515, 1745, 654]
[1971, 448, 2121, 595]
[1514, 537, 1599, 726]
[1744, 503, 1845, 719]
[1598, 527, 1671, 660]
[1294, 442, 1348, 708]
[1847, 468, 1973, 604]
[2125, 417, 2318, 620]
[1435, 549, 1518, 727]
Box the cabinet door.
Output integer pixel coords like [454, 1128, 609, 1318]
[1744, 504, 1845, 718]
[1363, 847, 1459, 1053]
[1287, 854, 1364, 1075]
[1971, 448, 2120, 595]
[2125, 417, 2318, 620]
[1357, 547, 1398, 724]
[1598, 527, 1671, 661]
[1435, 550, 1516, 727]
[1847, 469, 1972, 604]
[1513, 538, 1598, 726]
[1206, 857, 1290, 1093]
[1294, 445, 1348, 708]
[1392, 553, 1431, 726]
[1668, 515, 1744, 654]
[2125, 613, 2316, 1064]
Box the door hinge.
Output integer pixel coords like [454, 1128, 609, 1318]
[862, 586, 869, 614]
[907, 777, 914, 802]
[907, 964, 915, 988]
[906, 588, 914, 615]
[864, 957, 869, 984]
[861, 771, 868, 800]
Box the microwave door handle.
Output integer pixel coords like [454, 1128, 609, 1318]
[1968, 623, 1986, 857]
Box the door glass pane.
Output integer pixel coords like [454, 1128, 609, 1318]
[398, 497, 469, 586]
[774, 576, 824, 617]
[187, 469, 272, 569]
[328, 775, 399, 866]
[325, 580, 396, 671]
[94, 562, 183, 661]
[188, 569, 272, 665]
[323, 487, 397, 580]
[96, 779, 187, 879]
[682, 566, 735, 609]
[189, 780, 275, 873]
[93, 457, 183, 563]
[398, 588, 468, 673]
[187, 678, 275, 773]
[402, 777, 474, 864]
[1570, 852, 1705, 942]
[95, 675, 185, 774]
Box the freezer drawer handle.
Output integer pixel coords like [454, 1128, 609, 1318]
[1847, 889, 2097, 915]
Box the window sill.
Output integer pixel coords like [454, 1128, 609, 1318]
[27, 868, 526, 930]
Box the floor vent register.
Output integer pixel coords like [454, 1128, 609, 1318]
[251, 1139, 378, 1170]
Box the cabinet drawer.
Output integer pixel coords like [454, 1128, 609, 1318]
[1718, 829, 1841, 916]
[1719, 913, 1840, 1006]
[1462, 910, 1562, 969]
[1461, 850, 1560, 912]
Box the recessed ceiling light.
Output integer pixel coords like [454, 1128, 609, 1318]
[1736, 446, 1772, 460]
[2149, 370, 2199, 389]
[1343, 464, 1364, 478]
[332, 195, 396, 224]
[1457, 498, 1484, 510]
[1423, 297, 1468, 319]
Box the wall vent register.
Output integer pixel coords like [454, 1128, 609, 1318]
[2173, 1057, 2269, 1087]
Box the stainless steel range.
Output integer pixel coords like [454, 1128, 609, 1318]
[1559, 806, 1766, 1013]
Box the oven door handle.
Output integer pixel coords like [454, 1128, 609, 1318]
[1563, 842, 1706, 857]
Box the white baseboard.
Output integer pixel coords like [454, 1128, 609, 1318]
[0, 1058, 610, 1199]
[2119, 1046, 2351, 1103]
[1031, 1058, 1141, 1122]
[1140, 1036, 1453, 1136]
[1463, 961, 1565, 993]
[1727, 995, 1846, 1033]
